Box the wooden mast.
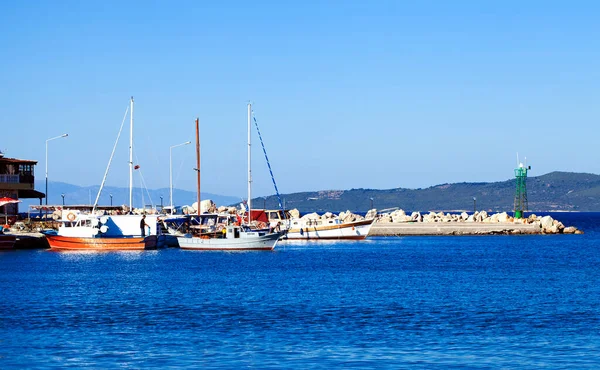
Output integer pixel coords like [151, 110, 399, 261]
[196, 117, 201, 215]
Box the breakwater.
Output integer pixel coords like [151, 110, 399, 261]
[369, 210, 583, 236]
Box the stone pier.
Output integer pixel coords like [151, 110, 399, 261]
[370, 222, 540, 236]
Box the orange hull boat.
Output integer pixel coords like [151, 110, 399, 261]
[45, 234, 158, 251]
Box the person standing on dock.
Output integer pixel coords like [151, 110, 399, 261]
[140, 215, 150, 237]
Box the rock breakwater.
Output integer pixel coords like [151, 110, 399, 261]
[371, 209, 583, 236]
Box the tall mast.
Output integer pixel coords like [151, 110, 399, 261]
[247, 103, 252, 222]
[196, 117, 201, 215]
[129, 96, 134, 212]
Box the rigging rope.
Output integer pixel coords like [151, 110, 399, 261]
[134, 150, 154, 209]
[252, 111, 284, 212]
[93, 105, 129, 213]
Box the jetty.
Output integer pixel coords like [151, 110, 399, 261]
[368, 210, 583, 236]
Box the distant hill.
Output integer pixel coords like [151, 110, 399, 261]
[20, 181, 240, 209]
[20, 172, 600, 214]
[254, 172, 600, 213]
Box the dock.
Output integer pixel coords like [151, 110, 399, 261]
[370, 222, 540, 236]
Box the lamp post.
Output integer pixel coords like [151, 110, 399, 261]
[160, 196, 163, 212]
[110, 194, 113, 206]
[170, 141, 191, 214]
[473, 197, 477, 213]
[45, 133, 68, 205]
[370, 197, 374, 210]
[61, 193, 65, 206]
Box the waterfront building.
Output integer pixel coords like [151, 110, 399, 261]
[0, 151, 44, 220]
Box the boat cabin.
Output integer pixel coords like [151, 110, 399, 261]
[164, 213, 242, 237]
[249, 209, 291, 224]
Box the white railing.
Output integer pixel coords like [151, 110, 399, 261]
[0, 174, 19, 183]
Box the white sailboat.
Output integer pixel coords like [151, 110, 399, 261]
[176, 104, 281, 251]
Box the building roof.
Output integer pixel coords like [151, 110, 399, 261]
[0, 156, 38, 165]
[18, 189, 45, 199]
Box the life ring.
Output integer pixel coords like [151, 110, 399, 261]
[257, 221, 267, 229]
[67, 212, 76, 221]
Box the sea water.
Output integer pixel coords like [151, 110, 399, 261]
[1, 213, 599, 368]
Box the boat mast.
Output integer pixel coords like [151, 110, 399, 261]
[196, 117, 201, 215]
[129, 96, 134, 213]
[247, 103, 252, 223]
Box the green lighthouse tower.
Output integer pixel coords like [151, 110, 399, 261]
[513, 160, 530, 219]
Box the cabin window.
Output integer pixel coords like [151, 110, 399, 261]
[269, 212, 279, 220]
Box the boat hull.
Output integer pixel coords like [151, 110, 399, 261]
[177, 232, 279, 251]
[45, 234, 158, 251]
[283, 219, 374, 240]
[0, 235, 16, 250]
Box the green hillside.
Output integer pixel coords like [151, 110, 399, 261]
[256, 172, 600, 213]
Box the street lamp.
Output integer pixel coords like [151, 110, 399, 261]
[160, 196, 163, 211]
[473, 197, 477, 213]
[370, 197, 374, 210]
[110, 194, 113, 206]
[170, 141, 191, 214]
[61, 193, 65, 206]
[45, 133, 68, 205]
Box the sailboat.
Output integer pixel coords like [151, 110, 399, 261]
[44, 97, 161, 251]
[174, 104, 281, 251]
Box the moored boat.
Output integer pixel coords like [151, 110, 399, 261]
[172, 105, 281, 251]
[283, 217, 374, 240]
[0, 234, 16, 250]
[173, 214, 280, 251]
[44, 97, 167, 251]
[45, 234, 157, 251]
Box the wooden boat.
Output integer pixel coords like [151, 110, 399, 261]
[45, 97, 166, 251]
[250, 208, 374, 240]
[173, 105, 281, 251]
[283, 217, 374, 240]
[0, 234, 16, 250]
[45, 234, 157, 251]
[167, 213, 279, 251]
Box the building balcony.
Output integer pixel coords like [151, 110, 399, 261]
[0, 174, 19, 183]
[0, 174, 34, 190]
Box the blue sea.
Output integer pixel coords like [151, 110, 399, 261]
[1, 212, 599, 369]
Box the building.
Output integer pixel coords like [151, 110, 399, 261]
[0, 151, 45, 217]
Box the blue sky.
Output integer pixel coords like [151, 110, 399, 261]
[1, 1, 599, 200]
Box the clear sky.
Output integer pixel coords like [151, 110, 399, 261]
[1, 1, 599, 199]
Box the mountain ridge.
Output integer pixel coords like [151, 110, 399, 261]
[22, 181, 240, 209]
[256, 171, 600, 213]
[21, 171, 600, 213]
